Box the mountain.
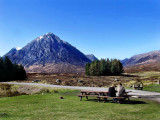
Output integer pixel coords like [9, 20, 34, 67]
[4, 32, 92, 73]
[5, 47, 21, 57]
[86, 54, 98, 61]
[122, 50, 160, 67]
[120, 58, 129, 65]
[121, 50, 160, 72]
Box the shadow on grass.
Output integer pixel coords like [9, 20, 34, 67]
[85, 99, 146, 104]
[0, 113, 9, 117]
[122, 100, 146, 104]
[121, 74, 138, 77]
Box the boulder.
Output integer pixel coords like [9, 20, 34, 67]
[56, 79, 61, 83]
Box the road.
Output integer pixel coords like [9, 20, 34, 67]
[1, 82, 160, 103]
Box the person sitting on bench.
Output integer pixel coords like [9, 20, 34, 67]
[108, 84, 116, 102]
[116, 83, 125, 97]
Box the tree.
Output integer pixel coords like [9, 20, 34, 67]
[89, 61, 95, 76]
[0, 57, 4, 80]
[105, 58, 111, 75]
[111, 59, 123, 75]
[0, 56, 27, 81]
[85, 63, 90, 76]
[99, 59, 106, 75]
[17, 64, 27, 80]
[111, 59, 118, 75]
[93, 60, 100, 76]
[3, 56, 14, 80]
[85, 58, 123, 76]
[117, 60, 124, 75]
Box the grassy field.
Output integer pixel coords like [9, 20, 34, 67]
[0, 89, 160, 120]
[143, 84, 160, 92]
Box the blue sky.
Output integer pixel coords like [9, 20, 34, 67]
[0, 0, 160, 59]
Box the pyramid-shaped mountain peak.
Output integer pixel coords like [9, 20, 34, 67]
[4, 33, 92, 73]
[45, 32, 54, 35]
[35, 32, 60, 42]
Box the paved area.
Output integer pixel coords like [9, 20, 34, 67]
[1, 82, 160, 103]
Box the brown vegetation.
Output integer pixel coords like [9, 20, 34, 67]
[26, 63, 85, 73]
[124, 62, 160, 73]
[23, 73, 139, 87]
[0, 84, 26, 97]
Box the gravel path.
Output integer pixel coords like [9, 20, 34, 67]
[1, 82, 160, 103]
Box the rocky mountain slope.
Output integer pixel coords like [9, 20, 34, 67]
[4, 32, 92, 73]
[122, 50, 160, 67]
[121, 50, 160, 72]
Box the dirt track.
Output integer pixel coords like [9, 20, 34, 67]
[1, 82, 160, 103]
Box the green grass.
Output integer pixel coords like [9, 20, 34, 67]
[0, 89, 160, 120]
[143, 84, 160, 93]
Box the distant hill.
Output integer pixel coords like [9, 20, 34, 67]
[4, 32, 95, 73]
[124, 62, 160, 73]
[121, 50, 160, 73]
[86, 54, 98, 61]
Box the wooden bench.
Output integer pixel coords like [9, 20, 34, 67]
[78, 95, 128, 104]
[78, 95, 99, 101]
[97, 96, 126, 103]
[81, 90, 108, 96]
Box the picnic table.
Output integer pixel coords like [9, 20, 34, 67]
[78, 90, 131, 103]
[78, 90, 108, 101]
[81, 90, 108, 96]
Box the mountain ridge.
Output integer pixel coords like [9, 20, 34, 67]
[122, 50, 160, 67]
[121, 50, 160, 72]
[4, 32, 94, 73]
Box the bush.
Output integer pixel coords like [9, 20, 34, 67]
[0, 84, 26, 97]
